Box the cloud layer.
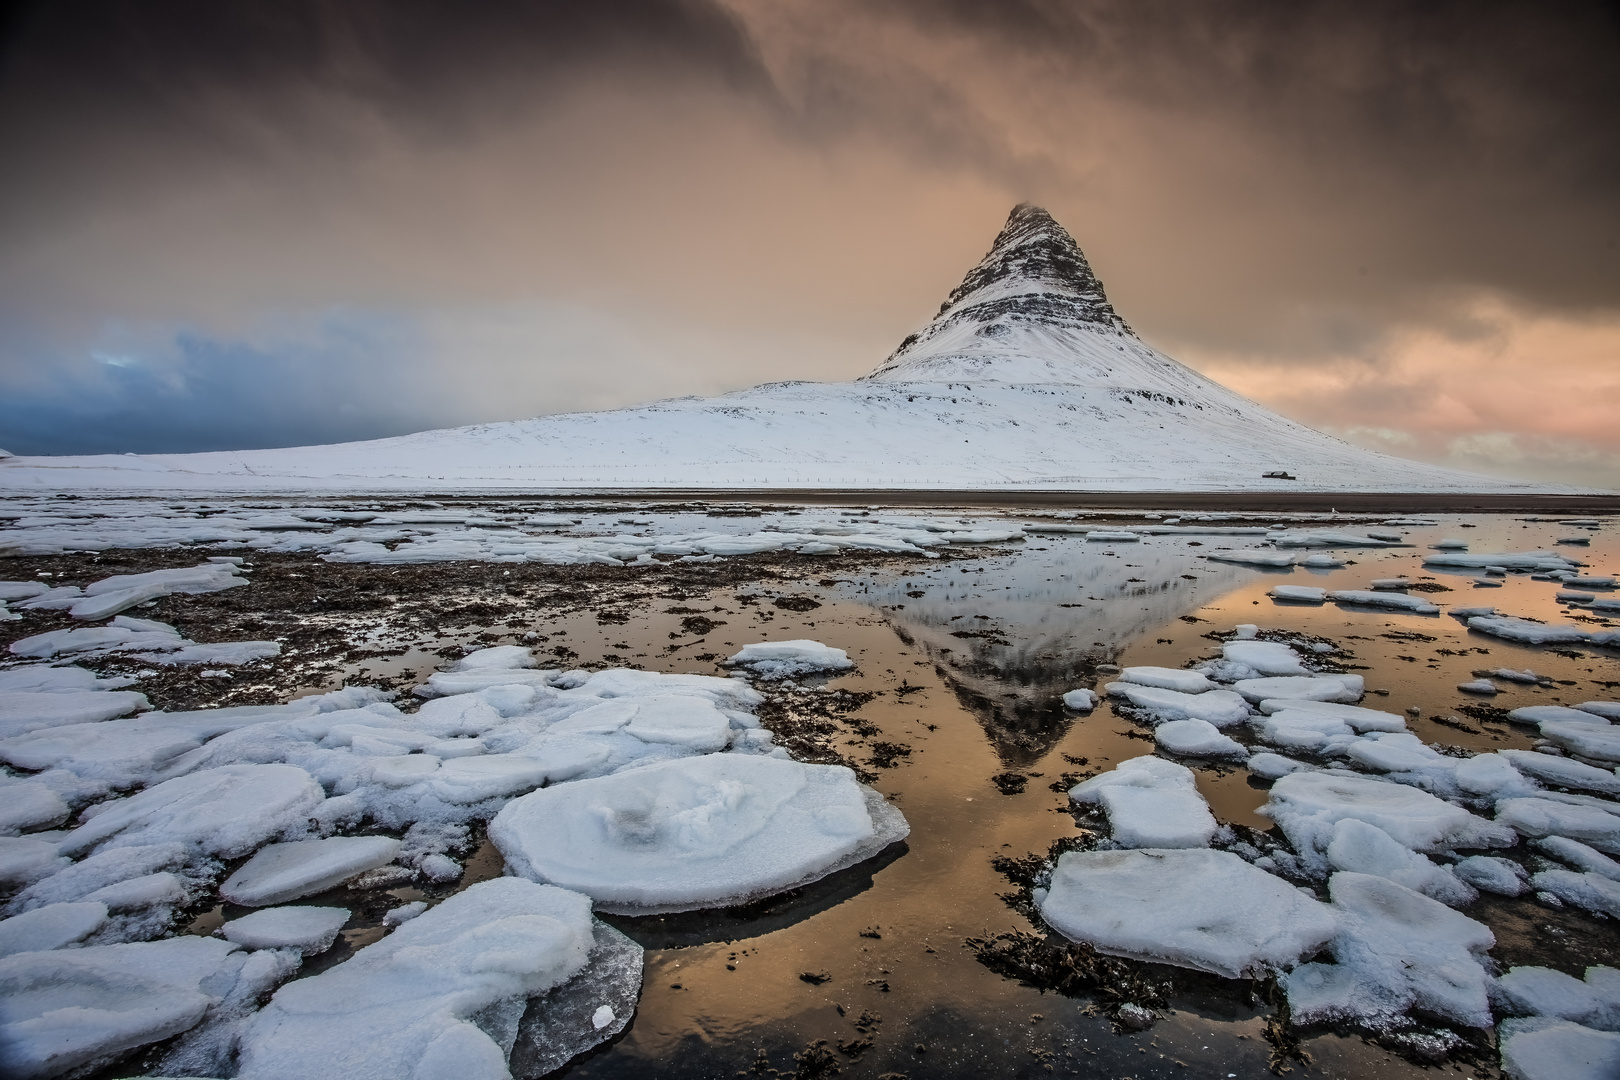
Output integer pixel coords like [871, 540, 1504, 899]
[1, 0, 1615, 484]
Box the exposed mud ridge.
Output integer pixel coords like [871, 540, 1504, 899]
[0, 547, 941, 712]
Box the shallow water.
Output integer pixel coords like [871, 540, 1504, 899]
[429, 512, 1615, 1077]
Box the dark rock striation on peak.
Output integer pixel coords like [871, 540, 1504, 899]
[867, 204, 1134, 380]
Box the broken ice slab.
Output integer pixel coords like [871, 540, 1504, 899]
[490, 754, 908, 914]
[1069, 756, 1217, 848]
[220, 837, 402, 906]
[1038, 848, 1338, 979]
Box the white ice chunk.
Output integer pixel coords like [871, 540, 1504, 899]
[1458, 679, 1500, 695]
[0, 934, 240, 1080]
[725, 640, 853, 679]
[0, 837, 67, 891]
[1246, 752, 1316, 780]
[1326, 590, 1441, 614]
[1038, 848, 1338, 978]
[1069, 756, 1217, 848]
[1154, 718, 1247, 759]
[1206, 550, 1295, 567]
[1118, 666, 1214, 694]
[453, 645, 539, 670]
[1495, 966, 1611, 1026]
[416, 669, 559, 698]
[235, 879, 595, 1080]
[1285, 872, 1495, 1030]
[1577, 702, 1620, 721]
[491, 754, 906, 913]
[1061, 688, 1096, 711]
[1222, 639, 1308, 675]
[1254, 699, 1407, 731]
[1499, 1018, 1620, 1080]
[0, 778, 70, 835]
[221, 906, 349, 954]
[1538, 721, 1620, 764]
[1232, 674, 1363, 704]
[1270, 586, 1326, 603]
[1511, 704, 1614, 725]
[60, 764, 325, 860]
[1454, 855, 1528, 896]
[622, 695, 732, 751]
[1532, 869, 1620, 917]
[1535, 836, 1620, 880]
[221, 836, 402, 906]
[0, 689, 151, 740]
[1325, 819, 1476, 905]
[1263, 771, 1515, 872]
[1497, 797, 1620, 854]
[1468, 616, 1590, 645]
[1343, 732, 1447, 774]
[1104, 683, 1250, 728]
[0, 902, 108, 957]
[1424, 551, 1579, 571]
[1501, 750, 1620, 796]
[0, 666, 135, 694]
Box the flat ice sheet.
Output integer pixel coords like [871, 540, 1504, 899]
[1069, 756, 1217, 848]
[235, 879, 595, 1080]
[1038, 848, 1338, 979]
[490, 754, 907, 913]
[1263, 771, 1514, 871]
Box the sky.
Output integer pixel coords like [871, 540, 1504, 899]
[1, 0, 1617, 486]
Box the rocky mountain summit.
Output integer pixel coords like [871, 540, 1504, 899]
[869, 203, 1133, 381]
[0, 206, 1565, 493]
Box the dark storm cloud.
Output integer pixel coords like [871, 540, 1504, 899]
[0, 0, 1615, 481]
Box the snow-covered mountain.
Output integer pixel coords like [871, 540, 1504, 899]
[0, 205, 1565, 493]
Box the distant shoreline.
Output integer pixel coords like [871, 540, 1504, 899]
[3, 486, 1615, 513]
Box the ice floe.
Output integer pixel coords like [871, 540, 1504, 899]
[234, 879, 623, 1080]
[1037, 848, 1338, 978]
[1468, 616, 1596, 646]
[1262, 772, 1514, 874]
[1069, 757, 1217, 848]
[1117, 666, 1214, 694]
[1499, 1017, 1620, 1080]
[1270, 585, 1326, 603]
[1152, 718, 1247, 759]
[725, 640, 853, 678]
[1326, 589, 1441, 613]
[1103, 682, 1250, 727]
[490, 753, 907, 913]
[0, 934, 248, 1080]
[0, 902, 108, 957]
[1285, 872, 1496, 1029]
[221, 837, 402, 906]
[1205, 550, 1295, 568]
[220, 906, 349, 954]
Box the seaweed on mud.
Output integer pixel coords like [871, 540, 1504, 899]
[0, 545, 925, 712]
[964, 931, 1170, 1015]
[990, 771, 1028, 795]
[1456, 703, 1512, 725]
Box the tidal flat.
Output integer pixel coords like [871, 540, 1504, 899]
[1, 498, 1616, 1079]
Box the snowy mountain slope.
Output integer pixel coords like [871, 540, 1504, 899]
[0, 205, 1571, 494]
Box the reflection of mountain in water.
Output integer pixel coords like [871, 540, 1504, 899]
[860, 536, 1250, 766]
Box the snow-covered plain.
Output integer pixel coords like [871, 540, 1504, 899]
[0, 206, 1570, 496]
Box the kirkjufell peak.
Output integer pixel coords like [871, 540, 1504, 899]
[0, 206, 1568, 493]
